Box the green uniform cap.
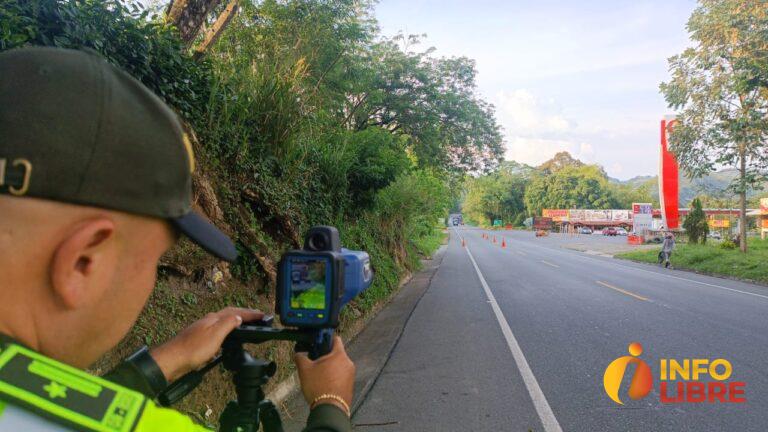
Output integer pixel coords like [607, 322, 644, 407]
[0, 47, 237, 262]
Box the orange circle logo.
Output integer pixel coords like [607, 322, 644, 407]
[603, 342, 653, 405]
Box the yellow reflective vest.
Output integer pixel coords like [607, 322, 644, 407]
[0, 343, 210, 431]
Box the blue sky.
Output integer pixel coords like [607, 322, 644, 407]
[375, 0, 698, 179]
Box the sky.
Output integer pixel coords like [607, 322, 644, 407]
[374, 0, 698, 180]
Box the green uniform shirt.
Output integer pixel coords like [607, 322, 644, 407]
[0, 335, 351, 432]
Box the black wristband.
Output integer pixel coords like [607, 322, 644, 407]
[124, 346, 168, 396]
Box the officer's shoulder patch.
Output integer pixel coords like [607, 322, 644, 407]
[0, 344, 146, 432]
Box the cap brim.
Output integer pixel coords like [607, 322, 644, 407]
[171, 211, 238, 262]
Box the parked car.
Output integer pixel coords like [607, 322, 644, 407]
[535, 229, 549, 237]
[603, 227, 618, 236]
[616, 228, 628, 236]
[710, 231, 722, 240]
[579, 227, 593, 234]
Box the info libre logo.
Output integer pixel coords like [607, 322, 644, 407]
[603, 342, 746, 405]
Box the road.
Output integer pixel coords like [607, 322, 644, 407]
[352, 227, 768, 431]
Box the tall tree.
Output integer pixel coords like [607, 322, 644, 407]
[524, 165, 618, 215]
[463, 164, 528, 226]
[345, 36, 505, 173]
[684, 198, 710, 244]
[660, 0, 768, 253]
[538, 151, 585, 175]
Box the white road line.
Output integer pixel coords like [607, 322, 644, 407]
[616, 262, 768, 301]
[541, 260, 560, 268]
[465, 246, 563, 432]
[507, 235, 768, 302]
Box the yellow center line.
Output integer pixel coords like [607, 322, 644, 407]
[541, 260, 559, 268]
[596, 281, 649, 302]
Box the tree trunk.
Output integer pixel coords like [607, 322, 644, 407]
[193, 0, 238, 59]
[739, 150, 748, 253]
[166, 0, 223, 45]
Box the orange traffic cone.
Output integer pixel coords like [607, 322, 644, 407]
[493, 236, 497, 244]
[501, 238, 507, 248]
[462, 238, 466, 247]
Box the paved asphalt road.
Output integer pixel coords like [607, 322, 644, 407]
[352, 227, 768, 431]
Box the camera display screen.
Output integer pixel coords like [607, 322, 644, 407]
[288, 257, 328, 310]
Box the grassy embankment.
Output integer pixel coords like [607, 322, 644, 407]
[616, 238, 768, 284]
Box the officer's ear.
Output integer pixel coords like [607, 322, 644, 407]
[50, 218, 117, 309]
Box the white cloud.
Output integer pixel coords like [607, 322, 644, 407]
[497, 89, 595, 167]
[496, 89, 573, 135]
[579, 142, 594, 158]
[610, 163, 624, 176]
[505, 137, 596, 168]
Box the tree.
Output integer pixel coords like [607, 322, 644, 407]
[346, 128, 411, 207]
[463, 162, 529, 226]
[684, 198, 710, 244]
[538, 151, 585, 174]
[609, 180, 657, 209]
[524, 165, 618, 215]
[660, 0, 768, 253]
[344, 36, 505, 173]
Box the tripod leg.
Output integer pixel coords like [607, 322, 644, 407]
[259, 399, 284, 432]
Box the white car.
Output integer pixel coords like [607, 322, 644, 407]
[616, 228, 628, 236]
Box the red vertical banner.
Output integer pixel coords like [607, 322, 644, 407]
[659, 116, 680, 230]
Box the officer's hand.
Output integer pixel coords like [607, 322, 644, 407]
[294, 336, 355, 415]
[150, 307, 264, 382]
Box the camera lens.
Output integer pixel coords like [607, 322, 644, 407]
[308, 233, 328, 251]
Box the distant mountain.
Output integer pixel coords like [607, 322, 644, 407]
[615, 169, 763, 205]
[507, 152, 762, 206]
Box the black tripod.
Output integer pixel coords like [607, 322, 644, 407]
[158, 316, 333, 432]
[218, 340, 282, 432]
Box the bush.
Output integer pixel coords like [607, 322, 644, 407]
[720, 239, 737, 250]
[346, 129, 411, 207]
[683, 198, 709, 244]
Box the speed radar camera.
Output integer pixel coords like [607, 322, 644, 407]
[277, 226, 373, 328]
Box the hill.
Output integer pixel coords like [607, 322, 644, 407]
[618, 169, 764, 206]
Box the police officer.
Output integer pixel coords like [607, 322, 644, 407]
[0, 47, 354, 431]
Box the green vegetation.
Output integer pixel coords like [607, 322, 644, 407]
[525, 164, 618, 216]
[660, 0, 768, 253]
[463, 161, 531, 227]
[292, 287, 326, 310]
[683, 198, 709, 244]
[463, 152, 656, 227]
[1, 0, 496, 418]
[617, 238, 768, 284]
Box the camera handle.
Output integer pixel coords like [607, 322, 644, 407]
[157, 317, 335, 432]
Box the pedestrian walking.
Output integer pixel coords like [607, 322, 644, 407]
[658, 232, 675, 268]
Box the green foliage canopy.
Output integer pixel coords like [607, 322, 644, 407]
[683, 198, 710, 244]
[524, 165, 618, 216]
[463, 162, 529, 226]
